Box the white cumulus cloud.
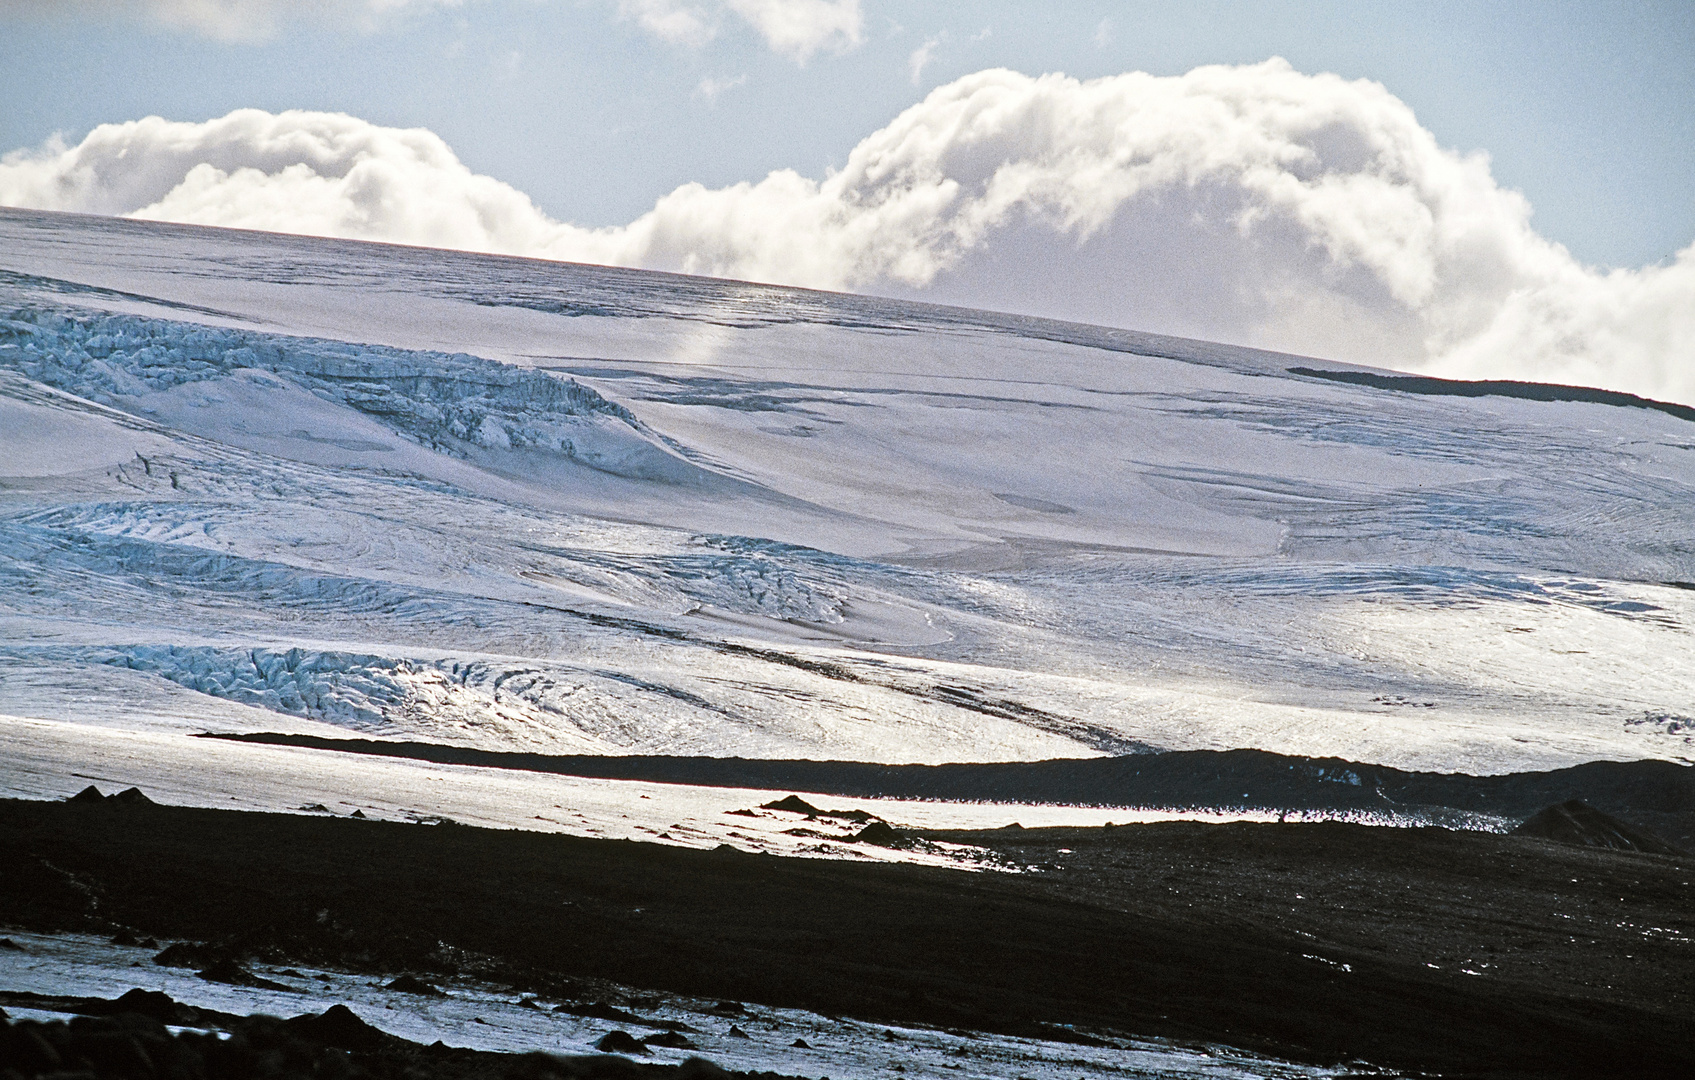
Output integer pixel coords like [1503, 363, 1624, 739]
[618, 0, 861, 62]
[618, 0, 718, 48]
[695, 73, 750, 103]
[2, 60, 1691, 405]
[0, 110, 579, 256]
[723, 0, 861, 63]
[909, 33, 942, 86]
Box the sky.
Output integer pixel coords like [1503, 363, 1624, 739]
[1, 0, 1692, 401]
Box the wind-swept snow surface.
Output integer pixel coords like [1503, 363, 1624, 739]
[1, 207, 1692, 825]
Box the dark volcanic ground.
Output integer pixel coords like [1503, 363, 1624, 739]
[930, 820, 1694, 1020]
[2, 797, 1691, 1079]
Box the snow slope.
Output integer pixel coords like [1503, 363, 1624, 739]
[2, 207, 1693, 818]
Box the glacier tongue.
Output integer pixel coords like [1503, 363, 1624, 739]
[1, 207, 1694, 805]
[0, 304, 729, 486]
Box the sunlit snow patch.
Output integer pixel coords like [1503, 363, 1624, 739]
[0, 931, 1350, 1080]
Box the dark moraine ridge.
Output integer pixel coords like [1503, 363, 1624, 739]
[3, 796, 1692, 1079]
[1287, 365, 1695, 423]
[198, 734, 1695, 848]
[1510, 799, 1687, 854]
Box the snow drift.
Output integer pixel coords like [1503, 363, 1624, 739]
[2, 207, 1693, 779]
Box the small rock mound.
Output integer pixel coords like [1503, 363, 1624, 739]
[760, 795, 823, 815]
[596, 1029, 649, 1054]
[853, 821, 901, 847]
[67, 785, 106, 804]
[643, 1031, 697, 1049]
[96, 988, 196, 1024]
[199, 959, 291, 991]
[675, 1059, 731, 1080]
[386, 974, 447, 996]
[758, 795, 874, 823]
[110, 787, 154, 805]
[1510, 800, 1685, 855]
[285, 1003, 388, 1050]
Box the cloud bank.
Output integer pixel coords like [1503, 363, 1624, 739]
[2, 60, 1690, 404]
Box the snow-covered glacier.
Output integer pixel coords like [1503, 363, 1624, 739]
[2, 206, 1693, 819]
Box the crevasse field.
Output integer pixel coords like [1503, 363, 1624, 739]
[2, 206, 1693, 842]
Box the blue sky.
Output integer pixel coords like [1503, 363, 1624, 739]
[2, 0, 1691, 270]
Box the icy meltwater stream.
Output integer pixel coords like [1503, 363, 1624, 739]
[0, 206, 1693, 837]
